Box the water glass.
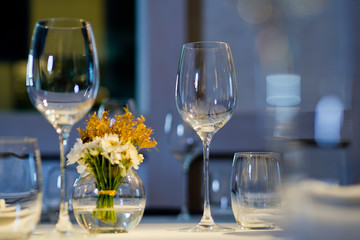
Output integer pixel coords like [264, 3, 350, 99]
[231, 152, 281, 229]
[0, 138, 42, 240]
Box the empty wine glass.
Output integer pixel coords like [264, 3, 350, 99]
[164, 112, 202, 221]
[26, 18, 99, 234]
[175, 41, 237, 231]
[98, 98, 136, 120]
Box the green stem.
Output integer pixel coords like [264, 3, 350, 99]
[101, 155, 107, 187]
[86, 155, 127, 223]
[108, 156, 112, 189]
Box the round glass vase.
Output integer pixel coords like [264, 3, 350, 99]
[72, 169, 146, 233]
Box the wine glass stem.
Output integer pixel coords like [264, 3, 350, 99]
[180, 163, 190, 217]
[55, 126, 73, 233]
[199, 135, 215, 226]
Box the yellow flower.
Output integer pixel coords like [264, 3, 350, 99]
[78, 107, 157, 151]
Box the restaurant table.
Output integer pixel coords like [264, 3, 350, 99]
[29, 216, 288, 240]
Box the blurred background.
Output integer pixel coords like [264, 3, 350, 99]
[0, 0, 360, 220]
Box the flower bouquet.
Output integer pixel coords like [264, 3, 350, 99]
[67, 107, 157, 223]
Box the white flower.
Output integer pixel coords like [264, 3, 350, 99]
[136, 154, 144, 168]
[100, 134, 121, 153]
[84, 138, 101, 156]
[110, 151, 123, 165]
[66, 138, 85, 165]
[101, 138, 129, 165]
[102, 152, 114, 164]
[76, 164, 87, 175]
[128, 145, 143, 169]
[67, 134, 144, 177]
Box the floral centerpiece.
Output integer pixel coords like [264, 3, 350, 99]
[67, 107, 157, 223]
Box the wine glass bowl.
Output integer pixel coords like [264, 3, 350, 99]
[175, 41, 237, 231]
[26, 18, 99, 234]
[176, 42, 236, 138]
[98, 98, 137, 121]
[27, 18, 99, 131]
[164, 112, 202, 169]
[164, 112, 202, 220]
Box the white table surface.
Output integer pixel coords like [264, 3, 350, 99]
[30, 216, 288, 240]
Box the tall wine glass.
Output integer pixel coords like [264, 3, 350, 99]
[175, 41, 237, 232]
[26, 18, 99, 234]
[164, 112, 202, 220]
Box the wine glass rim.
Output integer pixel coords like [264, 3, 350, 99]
[183, 41, 229, 49]
[35, 18, 91, 30]
[0, 137, 38, 145]
[234, 152, 281, 158]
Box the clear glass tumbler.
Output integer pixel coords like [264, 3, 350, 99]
[0, 137, 42, 240]
[231, 152, 281, 229]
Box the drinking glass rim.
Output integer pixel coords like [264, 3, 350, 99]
[233, 152, 281, 158]
[0, 137, 38, 145]
[182, 41, 229, 50]
[35, 18, 91, 30]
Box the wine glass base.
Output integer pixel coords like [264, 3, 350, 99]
[179, 223, 235, 232]
[177, 208, 192, 222]
[177, 213, 191, 222]
[34, 227, 88, 240]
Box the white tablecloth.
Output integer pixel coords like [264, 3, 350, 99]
[30, 216, 286, 240]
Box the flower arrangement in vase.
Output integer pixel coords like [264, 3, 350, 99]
[67, 107, 156, 232]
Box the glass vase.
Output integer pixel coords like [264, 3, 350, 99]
[72, 169, 145, 233]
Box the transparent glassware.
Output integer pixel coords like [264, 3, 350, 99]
[26, 18, 100, 234]
[231, 152, 282, 229]
[164, 112, 202, 221]
[72, 169, 145, 233]
[43, 165, 78, 223]
[0, 137, 42, 240]
[175, 41, 237, 232]
[98, 98, 137, 121]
